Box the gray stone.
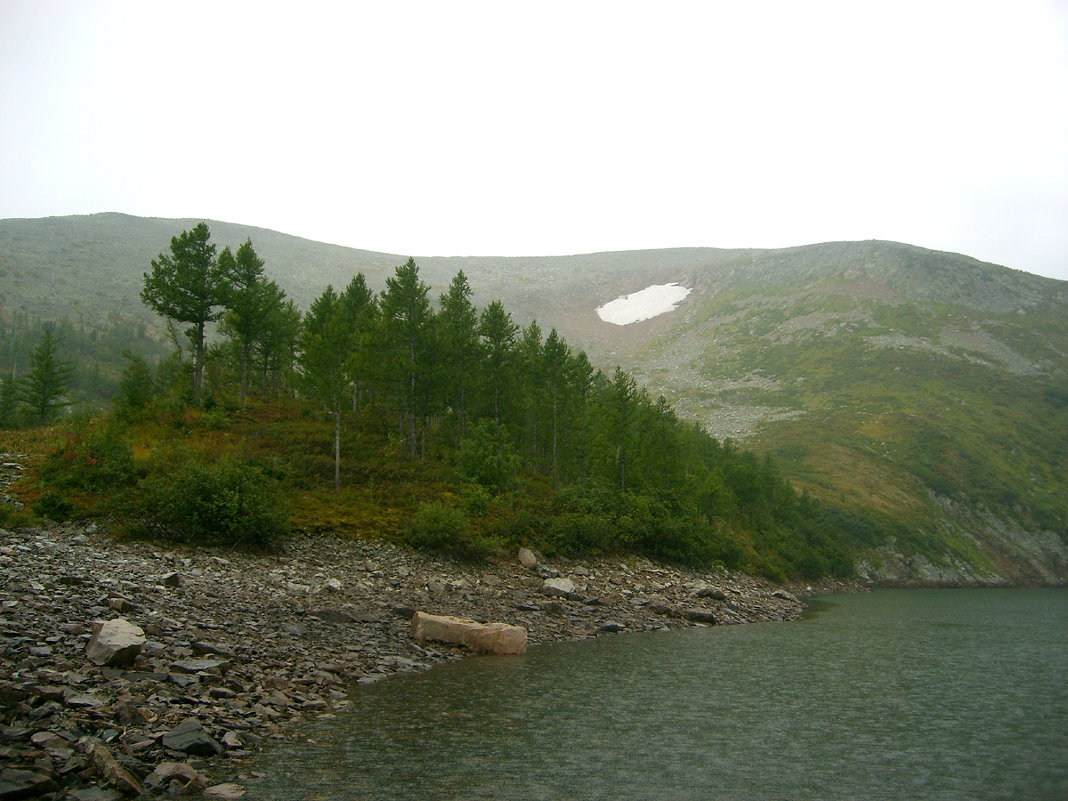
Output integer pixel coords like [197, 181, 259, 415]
[696, 586, 728, 600]
[85, 618, 146, 666]
[684, 607, 719, 624]
[517, 548, 538, 569]
[171, 658, 228, 673]
[541, 577, 577, 598]
[161, 718, 223, 756]
[0, 768, 57, 799]
[204, 783, 247, 799]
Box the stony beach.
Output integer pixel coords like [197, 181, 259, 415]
[0, 521, 855, 799]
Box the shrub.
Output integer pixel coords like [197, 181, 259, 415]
[127, 451, 289, 550]
[33, 490, 74, 522]
[404, 499, 470, 550]
[40, 417, 137, 491]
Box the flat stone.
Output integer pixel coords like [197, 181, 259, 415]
[0, 768, 57, 799]
[411, 611, 527, 655]
[204, 783, 247, 799]
[541, 577, 577, 599]
[170, 658, 227, 674]
[161, 718, 223, 756]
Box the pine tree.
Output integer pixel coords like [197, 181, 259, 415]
[218, 238, 278, 406]
[18, 327, 73, 425]
[437, 271, 480, 442]
[379, 259, 432, 458]
[141, 223, 228, 402]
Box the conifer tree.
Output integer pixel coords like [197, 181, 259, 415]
[437, 271, 480, 442]
[18, 327, 72, 425]
[141, 223, 228, 402]
[379, 258, 432, 458]
[218, 238, 279, 405]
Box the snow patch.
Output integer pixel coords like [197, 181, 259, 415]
[596, 283, 692, 325]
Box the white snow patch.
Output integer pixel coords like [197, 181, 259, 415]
[596, 283, 692, 325]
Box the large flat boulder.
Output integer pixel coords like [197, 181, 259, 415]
[410, 611, 527, 655]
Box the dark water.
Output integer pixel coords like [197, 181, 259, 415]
[249, 589, 1068, 800]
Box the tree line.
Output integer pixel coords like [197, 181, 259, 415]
[132, 223, 853, 577]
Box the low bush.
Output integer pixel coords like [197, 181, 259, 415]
[125, 450, 289, 550]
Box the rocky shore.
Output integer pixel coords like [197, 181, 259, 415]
[0, 522, 856, 799]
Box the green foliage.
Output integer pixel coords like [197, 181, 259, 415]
[126, 450, 289, 550]
[456, 420, 520, 492]
[141, 223, 229, 401]
[33, 490, 74, 522]
[17, 327, 73, 425]
[403, 498, 499, 559]
[40, 417, 137, 491]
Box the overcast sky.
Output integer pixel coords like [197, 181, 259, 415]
[2, 1, 1067, 280]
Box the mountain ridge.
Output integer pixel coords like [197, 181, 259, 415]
[2, 213, 1065, 584]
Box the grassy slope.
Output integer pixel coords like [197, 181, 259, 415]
[3, 214, 1066, 580]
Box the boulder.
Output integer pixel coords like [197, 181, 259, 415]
[684, 607, 720, 624]
[411, 611, 527, 655]
[541, 577, 577, 599]
[161, 718, 223, 756]
[517, 548, 538, 569]
[85, 619, 145, 666]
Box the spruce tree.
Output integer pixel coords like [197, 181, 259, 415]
[18, 327, 72, 425]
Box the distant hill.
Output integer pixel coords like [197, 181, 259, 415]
[2, 213, 1066, 584]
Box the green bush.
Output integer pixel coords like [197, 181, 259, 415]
[403, 499, 501, 559]
[127, 451, 289, 550]
[40, 417, 138, 491]
[404, 499, 470, 550]
[33, 491, 74, 522]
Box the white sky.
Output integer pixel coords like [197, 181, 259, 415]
[2, 0, 1067, 280]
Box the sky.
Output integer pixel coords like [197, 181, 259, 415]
[2, 1, 1067, 281]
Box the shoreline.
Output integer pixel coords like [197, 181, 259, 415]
[1, 522, 859, 798]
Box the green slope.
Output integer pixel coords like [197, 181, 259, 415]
[2, 214, 1065, 583]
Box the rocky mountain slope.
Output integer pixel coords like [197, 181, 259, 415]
[1, 214, 1065, 584]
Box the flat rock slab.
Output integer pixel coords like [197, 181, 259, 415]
[0, 768, 57, 799]
[411, 611, 527, 655]
[161, 718, 223, 756]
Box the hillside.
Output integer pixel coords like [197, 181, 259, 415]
[1, 213, 1066, 584]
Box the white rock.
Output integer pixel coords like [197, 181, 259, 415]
[411, 611, 527, 655]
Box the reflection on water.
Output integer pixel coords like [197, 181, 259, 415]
[251, 589, 1068, 801]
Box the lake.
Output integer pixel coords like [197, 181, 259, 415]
[249, 588, 1068, 800]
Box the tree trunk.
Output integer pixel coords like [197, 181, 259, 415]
[333, 398, 341, 494]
